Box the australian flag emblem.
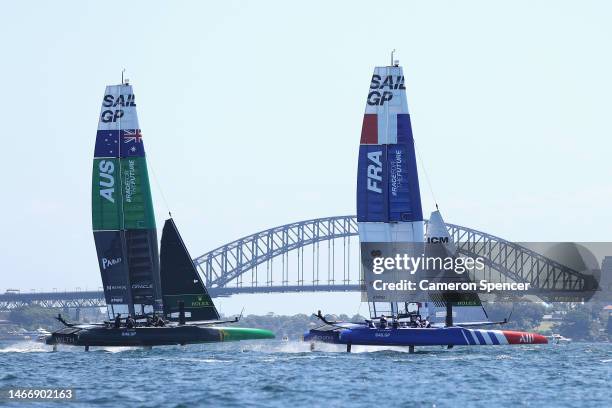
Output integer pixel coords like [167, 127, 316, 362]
[94, 130, 120, 158]
[121, 129, 145, 157]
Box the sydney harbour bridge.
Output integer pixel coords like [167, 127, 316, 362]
[0, 215, 599, 312]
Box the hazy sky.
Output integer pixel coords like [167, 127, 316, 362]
[1, 1, 610, 314]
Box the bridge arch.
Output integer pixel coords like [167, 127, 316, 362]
[194, 216, 359, 296]
[0, 216, 596, 311]
[195, 216, 592, 297]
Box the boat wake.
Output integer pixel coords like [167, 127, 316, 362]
[0, 341, 50, 353]
[244, 341, 453, 354]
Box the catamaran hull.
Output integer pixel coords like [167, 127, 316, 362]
[304, 327, 547, 347]
[46, 326, 274, 347]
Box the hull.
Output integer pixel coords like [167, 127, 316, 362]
[305, 326, 547, 346]
[46, 325, 274, 347]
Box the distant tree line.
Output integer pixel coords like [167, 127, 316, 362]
[4, 306, 61, 331]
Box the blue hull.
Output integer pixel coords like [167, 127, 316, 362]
[304, 325, 548, 346]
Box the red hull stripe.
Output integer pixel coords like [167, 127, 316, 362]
[502, 330, 548, 344]
[360, 114, 378, 144]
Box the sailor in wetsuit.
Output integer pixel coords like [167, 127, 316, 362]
[152, 315, 165, 327]
[114, 314, 122, 328]
[379, 315, 388, 329]
[125, 315, 135, 329]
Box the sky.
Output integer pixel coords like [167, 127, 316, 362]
[0, 0, 610, 315]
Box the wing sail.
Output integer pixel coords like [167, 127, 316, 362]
[92, 84, 162, 314]
[160, 219, 220, 321]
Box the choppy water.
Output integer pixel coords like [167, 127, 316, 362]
[0, 340, 610, 407]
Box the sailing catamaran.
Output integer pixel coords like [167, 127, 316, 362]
[304, 58, 547, 351]
[45, 80, 274, 349]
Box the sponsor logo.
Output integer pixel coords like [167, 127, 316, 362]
[367, 91, 393, 106]
[311, 334, 335, 342]
[367, 75, 405, 106]
[103, 94, 136, 108]
[98, 160, 115, 203]
[370, 75, 405, 90]
[101, 94, 136, 123]
[131, 283, 153, 289]
[426, 237, 449, 243]
[366, 151, 383, 193]
[121, 330, 136, 337]
[102, 257, 121, 269]
[375, 331, 391, 337]
[519, 333, 534, 343]
[110, 297, 124, 303]
[57, 335, 75, 344]
[191, 295, 210, 307]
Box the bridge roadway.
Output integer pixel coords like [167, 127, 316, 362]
[0, 215, 596, 311]
[0, 286, 363, 311]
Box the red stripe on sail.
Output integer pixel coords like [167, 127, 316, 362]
[360, 114, 378, 144]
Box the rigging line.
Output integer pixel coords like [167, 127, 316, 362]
[413, 138, 438, 209]
[355, 301, 362, 320]
[147, 148, 172, 218]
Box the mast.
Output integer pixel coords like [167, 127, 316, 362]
[445, 303, 453, 327]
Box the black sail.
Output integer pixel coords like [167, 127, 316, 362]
[160, 219, 220, 321]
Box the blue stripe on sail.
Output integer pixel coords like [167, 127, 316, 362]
[357, 114, 423, 223]
[393, 114, 422, 222]
[396, 113, 413, 145]
[488, 331, 500, 345]
[357, 145, 388, 222]
[474, 331, 486, 345]
[387, 143, 413, 222]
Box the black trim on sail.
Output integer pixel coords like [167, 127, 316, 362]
[160, 219, 220, 321]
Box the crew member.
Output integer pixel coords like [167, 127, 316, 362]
[126, 315, 135, 329]
[154, 315, 165, 327]
[379, 314, 388, 329]
[114, 314, 122, 328]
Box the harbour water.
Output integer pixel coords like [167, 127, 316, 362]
[0, 340, 610, 407]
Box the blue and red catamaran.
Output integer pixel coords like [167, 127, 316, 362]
[305, 57, 547, 351]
